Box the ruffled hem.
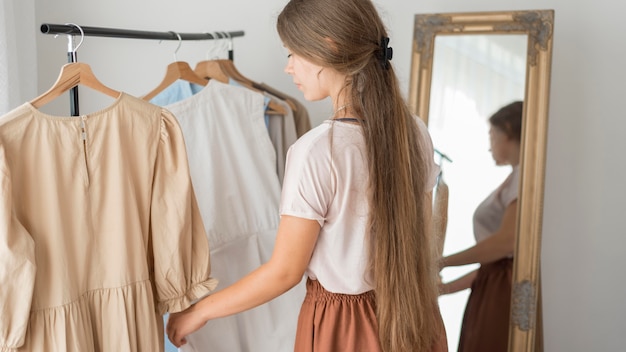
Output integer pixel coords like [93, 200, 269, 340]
[0, 346, 18, 351]
[21, 280, 164, 351]
[157, 278, 218, 314]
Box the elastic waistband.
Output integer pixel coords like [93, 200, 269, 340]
[304, 278, 375, 302]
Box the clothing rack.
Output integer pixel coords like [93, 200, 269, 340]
[40, 23, 244, 115]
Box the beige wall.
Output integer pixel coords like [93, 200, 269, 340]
[24, 0, 626, 350]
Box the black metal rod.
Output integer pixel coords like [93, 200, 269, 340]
[41, 24, 244, 115]
[40, 23, 244, 41]
[67, 51, 79, 116]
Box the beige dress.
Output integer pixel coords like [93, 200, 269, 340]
[0, 93, 217, 352]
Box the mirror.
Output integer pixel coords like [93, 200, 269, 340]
[408, 10, 554, 352]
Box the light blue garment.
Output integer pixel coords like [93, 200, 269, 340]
[149, 79, 204, 107]
[162, 313, 176, 352]
[149, 79, 202, 352]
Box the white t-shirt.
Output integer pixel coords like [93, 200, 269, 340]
[473, 166, 520, 244]
[279, 117, 439, 294]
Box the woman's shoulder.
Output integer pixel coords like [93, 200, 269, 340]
[291, 120, 331, 147]
[286, 121, 334, 165]
[287, 119, 364, 168]
[498, 166, 520, 204]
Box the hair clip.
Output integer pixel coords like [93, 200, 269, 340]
[379, 37, 393, 70]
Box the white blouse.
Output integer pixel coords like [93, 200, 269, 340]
[473, 165, 520, 244]
[280, 117, 439, 294]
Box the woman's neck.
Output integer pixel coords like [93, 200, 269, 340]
[332, 103, 351, 119]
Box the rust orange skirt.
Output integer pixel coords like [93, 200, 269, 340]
[294, 278, 448, 352]
[294, 278, 381, 352]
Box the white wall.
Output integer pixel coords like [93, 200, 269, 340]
[17, 0, 626, 350]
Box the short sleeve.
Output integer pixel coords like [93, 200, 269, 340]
[150, 110, 218, 315]
[0, 145, 36, 351]
[500, 166, 520, 206]
[415, 116, 441, 191]
[279, 136, 332, 227]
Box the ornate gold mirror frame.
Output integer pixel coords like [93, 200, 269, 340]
[408, 10, 554, 352]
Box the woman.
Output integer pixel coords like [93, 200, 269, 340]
[167, 0, 446, 350]
[439, 101, 523, 351]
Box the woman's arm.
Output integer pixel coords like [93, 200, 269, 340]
[439, 270, 478, 295]
[166, 215, 320, 347]
[442, 200, 517, 268]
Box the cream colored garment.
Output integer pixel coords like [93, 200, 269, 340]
[0, 93, 217, 352]
[433, 173, 449, 257]
[159, 81, 305, 352]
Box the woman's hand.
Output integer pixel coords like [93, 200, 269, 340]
[166, 304, 207, 347]
[165, 215, 320, 347]
[437, 277, 447, 296]
[438, 270, 477, 296]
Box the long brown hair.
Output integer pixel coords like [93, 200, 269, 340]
[277, 0, 441, 350]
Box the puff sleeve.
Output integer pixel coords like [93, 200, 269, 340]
[150, 110, 217, 315]
[0, 145, 36, 351]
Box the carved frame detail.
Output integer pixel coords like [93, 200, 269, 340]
[408, 10, 554, 352]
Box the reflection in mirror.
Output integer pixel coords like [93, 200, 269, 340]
[409, 10, 554, 352]
[430, 34, 527, 352]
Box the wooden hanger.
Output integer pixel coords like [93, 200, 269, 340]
[30, 62, 121, 108]
[196, 32, 287, 115]
[194, 59, 230, 83]
[252, 81, 298, 113]
[142, 61, 208, 101]
[212, 60, 287, 115]
[198, 34, 254, 87]
[31, 23, 121, 109]
[142, 31, 209, 101]
[216, 59, 254, 87]
[217, 58, 297, 114]
[193, 32, 231, 83]
[266, 100, 288, 115]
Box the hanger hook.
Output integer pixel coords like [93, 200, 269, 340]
[203, 31, 224, 60]
[169, 31, 182, 61]
[64, 23, 85, 53]
[221, 31, 234, 60]
[222, 31, 233, 51]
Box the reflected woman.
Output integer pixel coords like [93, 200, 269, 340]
[439, 101, 522, 352]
